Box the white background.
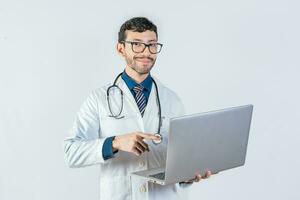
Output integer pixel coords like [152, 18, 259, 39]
[1, 0, 299, 199]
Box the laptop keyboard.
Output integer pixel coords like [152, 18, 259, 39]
[149, 172, 165, 180]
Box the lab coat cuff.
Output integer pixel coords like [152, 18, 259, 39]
[102, 136, 118, 160]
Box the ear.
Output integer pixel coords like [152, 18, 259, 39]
[116, 42, 125, 57]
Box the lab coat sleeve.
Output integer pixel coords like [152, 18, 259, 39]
[63, 90, 111, 168]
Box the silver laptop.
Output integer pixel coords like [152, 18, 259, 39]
[131, 104, 253, 185]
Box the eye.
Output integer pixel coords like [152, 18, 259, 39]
[132, 42, 142, 46]
[149, 43, 158, 48]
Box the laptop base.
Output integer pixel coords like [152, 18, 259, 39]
[131, 167, 167, 185]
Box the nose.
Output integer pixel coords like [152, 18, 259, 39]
[141, 46, 152, 56]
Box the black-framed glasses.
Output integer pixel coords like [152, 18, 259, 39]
[122, 41, 163, 54]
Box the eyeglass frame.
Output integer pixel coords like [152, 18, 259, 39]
[121, 40, 163, 54]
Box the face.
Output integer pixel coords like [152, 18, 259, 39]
[117, 30, 158, 75]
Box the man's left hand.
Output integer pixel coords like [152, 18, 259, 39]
[181, 170, 213, 184]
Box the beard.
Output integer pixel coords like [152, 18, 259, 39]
[125, 55, 156, 75]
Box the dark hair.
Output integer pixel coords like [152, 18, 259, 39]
[118, 17, 158, 43]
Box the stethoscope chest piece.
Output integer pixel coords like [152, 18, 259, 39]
[153, 133, 162, 144]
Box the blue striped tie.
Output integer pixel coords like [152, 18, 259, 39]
[133, 85, 147, 116]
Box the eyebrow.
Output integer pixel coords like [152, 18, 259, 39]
[131, 38, 158, 43]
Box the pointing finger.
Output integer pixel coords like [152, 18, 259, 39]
[138, 133, 161, 141]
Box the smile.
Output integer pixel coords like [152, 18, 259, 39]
[136, 58, 152, 63]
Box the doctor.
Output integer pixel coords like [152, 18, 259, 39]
[64, 17, 212, 200]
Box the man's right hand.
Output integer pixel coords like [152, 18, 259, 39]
[112, 132, 160, 156]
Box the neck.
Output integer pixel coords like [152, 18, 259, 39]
[124, 66, 149, 84]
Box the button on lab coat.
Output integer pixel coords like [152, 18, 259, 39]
[63, 76, 187, 200]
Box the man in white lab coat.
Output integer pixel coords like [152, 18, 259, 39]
[64, 17, 212, 200]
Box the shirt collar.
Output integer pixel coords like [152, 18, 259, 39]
[121, 70, 152, 91]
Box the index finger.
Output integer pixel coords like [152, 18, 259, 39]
[137, 133, 161, 141]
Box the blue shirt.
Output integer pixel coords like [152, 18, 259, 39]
[121, 70, 153, 103]
[102, 71, 153, 160]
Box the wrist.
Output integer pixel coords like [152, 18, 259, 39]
[112, 136, 119, 152]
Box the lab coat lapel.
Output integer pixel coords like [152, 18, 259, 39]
[119, 79, 138, 112]
[118, 77, 159, 134]
[118, 78, 145, 131]
[142, 78, 160, 134]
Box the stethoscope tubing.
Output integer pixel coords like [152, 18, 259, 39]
[107, 72, 162, 144]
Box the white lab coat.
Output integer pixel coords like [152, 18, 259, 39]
[63, 76, 188, 200]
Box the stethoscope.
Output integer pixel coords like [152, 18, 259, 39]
[106, 72, 162, 145]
